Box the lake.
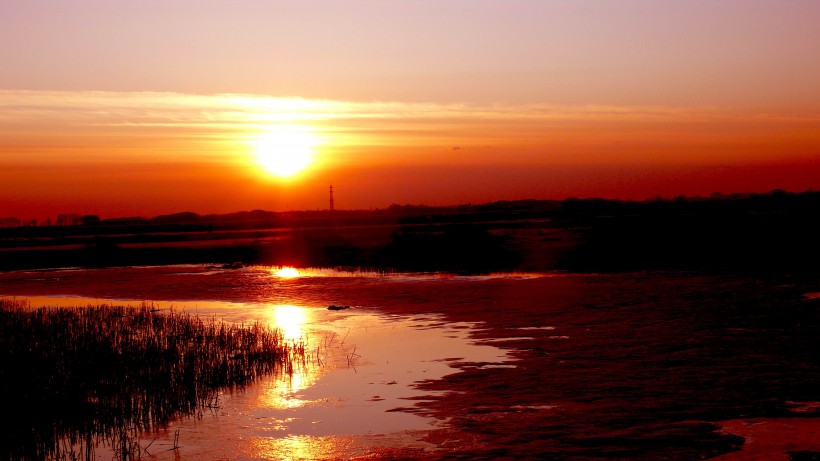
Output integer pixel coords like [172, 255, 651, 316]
[2, 265, 820, 459]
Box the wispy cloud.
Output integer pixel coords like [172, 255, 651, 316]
[1, 89, 776, 129]
[2, 90, 817, 166]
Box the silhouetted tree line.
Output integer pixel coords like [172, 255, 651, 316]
[559, 189, 820, 220]
[376, 226, 519, 273]
[556, 190, 820, 272]
[0, 217, 21, 228]
[3, 190, 820, 273]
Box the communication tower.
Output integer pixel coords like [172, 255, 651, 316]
[329, 185, 335, 211]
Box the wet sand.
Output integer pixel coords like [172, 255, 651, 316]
[3, 267, 820, 459]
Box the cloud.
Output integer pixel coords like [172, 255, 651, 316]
[2, 89, 817, 166]
[0, 89, 772, 130]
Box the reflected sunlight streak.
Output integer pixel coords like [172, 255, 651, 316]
[251, 435, 356, 460]
[274, 266, 302, 278]
[262, 304, 316, 410]
[272, 304, 306, 342]
[261, 366, 314, 411]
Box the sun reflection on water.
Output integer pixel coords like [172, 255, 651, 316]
[272, 304, 307, 342]
[264, 304, 318, 410]
[261, 365, 317, 410]
[273, 266, 301, 278]
[251, 434, 357, 461]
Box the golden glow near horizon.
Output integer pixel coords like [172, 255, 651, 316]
[253, 125, 319, 179]
[4, 1, 820, 221]
[3, 89, 820, 221]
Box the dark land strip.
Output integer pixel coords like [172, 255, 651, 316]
[2, 190, 820, 274]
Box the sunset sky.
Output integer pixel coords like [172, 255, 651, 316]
[2, 1, 819, 221]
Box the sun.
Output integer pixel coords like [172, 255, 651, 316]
[254, 125, 318, 178]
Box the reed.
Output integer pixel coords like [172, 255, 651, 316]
[0, 298, 306, 460]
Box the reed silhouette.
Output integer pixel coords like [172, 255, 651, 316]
[0, 299, 306, 460]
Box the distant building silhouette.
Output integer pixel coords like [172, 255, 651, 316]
[329, 184, 335, 211]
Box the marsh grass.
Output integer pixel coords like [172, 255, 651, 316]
[0, 298, 306, 460]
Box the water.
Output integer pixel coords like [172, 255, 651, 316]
[2, 265, 518, 459]
[4, 265, 820, 459]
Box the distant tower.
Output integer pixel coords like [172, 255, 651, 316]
[329, 185, 335, 211]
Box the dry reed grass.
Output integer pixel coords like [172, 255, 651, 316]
[0, 298, 306, 460]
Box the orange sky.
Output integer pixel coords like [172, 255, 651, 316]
[2, 1, 819, 221]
